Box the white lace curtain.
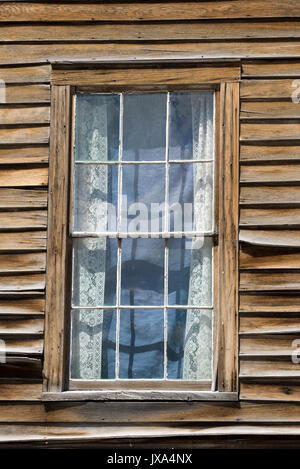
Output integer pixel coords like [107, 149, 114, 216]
[72, 97, 108, 379]
[72, 92, 214, 380]
[183, 93, 214, 380]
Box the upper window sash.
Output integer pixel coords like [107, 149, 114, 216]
[71, 90, 215, 239]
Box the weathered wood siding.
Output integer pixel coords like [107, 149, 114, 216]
[0, 0, 300, 447]
[0, 62, 49, 400]
[239, 62, 300, 402]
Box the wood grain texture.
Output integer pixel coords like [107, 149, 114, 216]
[69, 379, 211, 393]
[44, 85, 71, 393]
[240, 383, 300, 401]
[3, 333, 44, 358]
[240, 316, 300, 334]
[0, 383, 42, 401]
[0, 127, 49, 145]
[240, 186, 300, 206]
[0, 232, 46, 251]
[1, 2, 300, 22]
[240, 164, 300, 183]
[0, 274, 45, 292]
[240, 123, 300, 141]
[240, 244, 300, 269]
[55, 388, 236, 401]
[1, 401, 300, 423]
[240, 293, 300, 312]
[0, 189, 47, 209]
[240, 144, 300, 162]
[240, 271, 300, 291]
[0, 147, 48, 165]
[0, 106, 50, 125]
[242, 60, 300, 77]
[5, 43, 300, 65]
[1, 22, 300, 44]
[0, 423, 298, 447]
[241, 102, 300, 120]
[0, 298, 44, 316]
[240, 208, 300, 227]
[0, 85, 50, 104]
[0, 65, 50, 83]
[3, 21, 300, 42]
[240, 335, 300, 357]
[0, 318, 43, 335]
[217, 82, 239, 392]
[0, 253, 46, 273]
[240, 359, 300, 379]
[0, 210, 47, 230]
[0, 168, 48, 187]
[241, 80, 298, 100]
[52, 65, 240, 85]
[0, 409, 298, 444]
[18, 401, 300, 424]
[239, 63, 300, 406]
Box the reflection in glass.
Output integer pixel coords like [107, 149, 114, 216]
[122, 164, 165, 234]
[123, 93, 166, 161]
[169, 92, 214, 161]
[167, 308, 186, 379]
[119, 309, 164, 379]
[121, 238, 165, 306]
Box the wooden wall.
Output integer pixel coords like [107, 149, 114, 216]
[0, 62, 49, 401]
[1, 0, 300, 448]
[239, 64, 300, 402]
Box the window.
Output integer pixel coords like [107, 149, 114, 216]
[71, 90, 214, 385]
[44, 65, 239, 400]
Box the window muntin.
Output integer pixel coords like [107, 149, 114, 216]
[70, 91, 215, 383]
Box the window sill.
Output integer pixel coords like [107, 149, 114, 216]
[42, 390, 238, 402]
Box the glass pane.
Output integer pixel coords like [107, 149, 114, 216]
[168, 237, 213, 306]
[169, 163, 213, 232]
[121, 164, 165, 234]
[74, 94, 119, 162]
[70, 309, 116, 379]
[121, 238, 165, 306]
[73, 164, 118, 233]
[167, 308, 212, 380]
[123, 93, 166, 161]
[72, 238, 118, 307]
[169, 92, 214, 161]
[119, 309, 164, 379]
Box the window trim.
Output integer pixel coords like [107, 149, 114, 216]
[43, 64, 239, 401]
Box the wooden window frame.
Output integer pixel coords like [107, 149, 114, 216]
[43, 63, 239, 401]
